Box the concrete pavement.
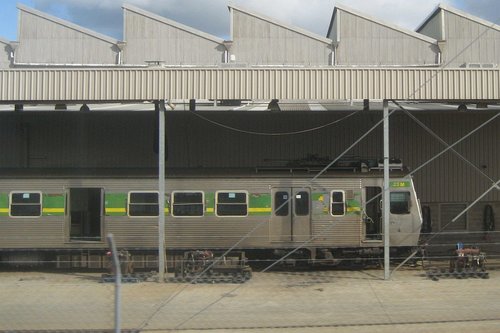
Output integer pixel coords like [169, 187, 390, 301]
[0, 268, 499, 332]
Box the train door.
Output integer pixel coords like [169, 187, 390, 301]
[68, 188, 103, 241]
[270, 188, 311, 242]
[364, 186, 382, 240]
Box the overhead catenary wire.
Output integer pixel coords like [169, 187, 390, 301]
[394, 101, 497, 184]
[186, 108, 362, 136]
[148, 11, 500, 331]
[384, 103, 500, 273]
[139, 108, 397, 330]
[173, 111, 399, 330]
[153, 45, 500, 327]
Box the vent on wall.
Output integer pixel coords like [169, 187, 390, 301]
[461, 63, 498, 68]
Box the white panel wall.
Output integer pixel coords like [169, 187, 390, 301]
[16, 10, 118, 65]
[231, 9, 332, 66]
[123, 10, 224, 66]
[0, 39, 11, 68]
[334, 11, 438, 66]
[442, 11, 500, 67]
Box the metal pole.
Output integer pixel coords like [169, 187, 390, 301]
[106, 234, 121, 333]
[383, 100, 391, 280]
[157, 100, 166, 282]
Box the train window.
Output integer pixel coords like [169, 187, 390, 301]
[128, 192, 159, 217]
[331, 191, 345, 216]
[274, 191, 289, 216]
[216, 191, 247, 216]
[9, 192, 42, 217]
[172, 192, 204, 217]
[390, 192, 411, 214]
[294, 191, 309, 216]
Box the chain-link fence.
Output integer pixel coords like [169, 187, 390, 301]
[2, 244, 500, 332]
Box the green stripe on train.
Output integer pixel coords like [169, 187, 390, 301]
[0, 193, 8, 216]
[205, 192, 215, 216]
[249, 193, 271, 216]
[346, 199, 362, 215]
[42, 194, 65, 216]
[105, 193, 172, 216]
[105, 193, 127, 216]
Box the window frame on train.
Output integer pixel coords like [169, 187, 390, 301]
[274, 191, 290, 216]
[9, 191, 42, 218]
[390, 191, 411, 215]
[294, 191, 310, 216]
[171, 191, 205, 217]
[330, 190, 346, 216]
[127, 191, 159, 217]
[215, 191, 248, 217]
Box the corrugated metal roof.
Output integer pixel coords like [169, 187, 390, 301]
[228, 4, 332, 45]
[1, 67, 499, 102]
[17, 4, 120, 45]
[331, 4, 437, 44]
[417, 4, 500, 33]
[122, 4, 225, 44]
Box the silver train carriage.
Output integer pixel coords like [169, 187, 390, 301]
[0, 168, 423, 268]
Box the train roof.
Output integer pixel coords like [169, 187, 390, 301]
[0, 166, 410, 179]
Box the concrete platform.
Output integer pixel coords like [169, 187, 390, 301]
[0, 268, 499, 332]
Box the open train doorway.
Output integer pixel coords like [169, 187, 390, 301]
[68, 188, 103, 241]
[364, 186, 382, 240]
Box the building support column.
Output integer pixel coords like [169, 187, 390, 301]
[156, 100, 166, 282]
[383, 99, 391, 280]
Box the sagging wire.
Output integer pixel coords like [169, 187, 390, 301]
[393, 100, 497, 184]
[171, 109, 397, 330]
[387, 102, 500, 272]
[187, 108, 362, 136]
[147, 12, 500, 331]
[138, 108, 397, 331]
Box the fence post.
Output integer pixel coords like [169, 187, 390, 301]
[107, 234, 121, 333]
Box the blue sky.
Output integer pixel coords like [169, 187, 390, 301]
[0, 0, 498, 42]
[0, 0, 32, 41]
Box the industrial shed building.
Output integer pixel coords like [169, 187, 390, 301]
[0, 3, 499, 257]
[122, 4, 226, 66]
[327, 4, 439, 66]
[417, 4, 500, 68]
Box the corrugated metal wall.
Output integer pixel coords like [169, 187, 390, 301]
[1, 110, 497, 205]
[2, 67, 500, 102]
[230, 9, 331, 66]
[0, 112, 157, 168]
[123, 9, 225, 66]
[334, 10, 439, 66]
[163, 111, 499, 205]
[16, 9, 118, 65]
[417, 12, 442, 41]
[442, 11, 500, 67]
[0, 40, 10, 69]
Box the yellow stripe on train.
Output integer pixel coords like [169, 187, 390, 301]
[249, 207, 272, 213]
[105, 208, 126, 213]
[42, 208, 65, 213]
